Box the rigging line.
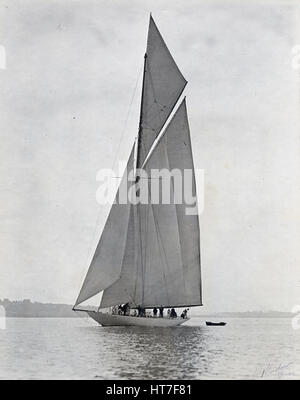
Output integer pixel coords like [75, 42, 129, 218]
[111, 61, 144, 172]
[76, 63, 143, 306]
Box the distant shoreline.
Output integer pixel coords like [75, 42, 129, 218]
[0, 299, 294, 319]
[0, 299, 96, 318]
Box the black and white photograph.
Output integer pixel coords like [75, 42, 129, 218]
[0, 0, 300, 382]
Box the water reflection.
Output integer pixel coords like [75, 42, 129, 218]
[92, 326, 208, 379]
[1, 318, 299, 379]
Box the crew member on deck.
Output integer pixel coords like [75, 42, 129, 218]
[153, 307, 158, 317]
[123, 303, 129, 316]
[181, 309, 188, 319]
[159, 305, 164, 318]
[138, 305, 142, 317]
[138, 305, 145, 317]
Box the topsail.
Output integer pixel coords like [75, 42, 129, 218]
[75, 16, 201, 309]
[137, 15, 187, 168]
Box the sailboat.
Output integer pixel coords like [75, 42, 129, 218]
[73, 15, 202, 327]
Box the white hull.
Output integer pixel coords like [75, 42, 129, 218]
[86, 311, 189, 327]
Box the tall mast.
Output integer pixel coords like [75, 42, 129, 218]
[135, 52, 147, 180]
[135, 51, 148, 307]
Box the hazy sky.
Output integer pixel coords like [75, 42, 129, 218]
[0, 0, 299, 312]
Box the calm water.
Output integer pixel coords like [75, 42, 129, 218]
[0, 317, 299, 379]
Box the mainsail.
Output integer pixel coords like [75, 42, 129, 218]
[75, 16, 201, 309]
[101, 99, 201, 308]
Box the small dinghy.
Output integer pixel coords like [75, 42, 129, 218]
[206, 321, 226, 326]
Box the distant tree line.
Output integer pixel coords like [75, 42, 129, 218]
[0, 298, 96, 318]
